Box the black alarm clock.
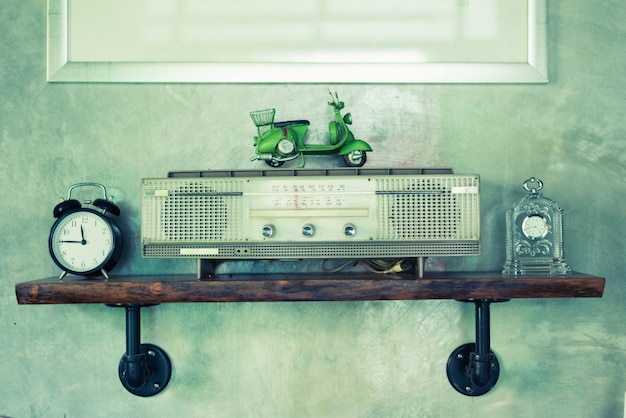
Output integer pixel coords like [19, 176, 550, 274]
[49, 182, 123, 280]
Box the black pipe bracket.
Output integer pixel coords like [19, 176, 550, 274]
[107, 304, 172, 397]
[446, 298, 509, 396]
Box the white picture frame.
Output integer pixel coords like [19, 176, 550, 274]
[47, 0, 547, 83]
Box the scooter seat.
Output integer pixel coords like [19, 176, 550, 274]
[274, 120, 310, 128]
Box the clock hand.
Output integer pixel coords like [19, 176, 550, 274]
[59, 226, 87, 244]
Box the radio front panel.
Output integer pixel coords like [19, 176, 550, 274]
[141, 168, 480, 259]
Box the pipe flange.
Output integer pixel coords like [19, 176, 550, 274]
[119, 343, 172, 397]
[446, 343, 500, 396]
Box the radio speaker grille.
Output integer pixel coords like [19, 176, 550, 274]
[377, 176, 478, 241]
[143, 180, 243, 242]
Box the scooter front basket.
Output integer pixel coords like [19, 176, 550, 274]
[250, 109, 276, 126]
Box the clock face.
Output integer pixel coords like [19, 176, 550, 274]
[49, 209, 116, 274]
[521, 214, 549, 239]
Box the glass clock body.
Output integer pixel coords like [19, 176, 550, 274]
[49, 208, 123, 277]
[502, 178, 571, 276]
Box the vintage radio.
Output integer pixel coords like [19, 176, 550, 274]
[141, 168, 480, 277]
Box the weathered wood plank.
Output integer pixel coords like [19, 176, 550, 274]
[15, 272, 605, 305]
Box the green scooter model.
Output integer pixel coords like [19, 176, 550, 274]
[250, 92, 372, 168]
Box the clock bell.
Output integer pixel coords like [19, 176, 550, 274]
[502, 177, 571, 276]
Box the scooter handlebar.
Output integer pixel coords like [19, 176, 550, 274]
[328, 101, 345, 110]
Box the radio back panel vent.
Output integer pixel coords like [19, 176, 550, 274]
[141, 168, 480, 259]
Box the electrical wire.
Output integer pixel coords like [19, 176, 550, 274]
[321, 258, 414, 274]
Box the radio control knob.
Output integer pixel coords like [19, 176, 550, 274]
[343, 224, 356, 237]
[302, 224, 315, 238]
[262, 224, 275, 238]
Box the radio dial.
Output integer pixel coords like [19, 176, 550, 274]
[302, 224, 315, 238]
[344, 224, 356, 237]
[262, 224, 275, 238]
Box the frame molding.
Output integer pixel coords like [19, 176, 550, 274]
[47, 0, 547, 84]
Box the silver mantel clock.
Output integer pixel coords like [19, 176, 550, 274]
[502, 177, 571, 276]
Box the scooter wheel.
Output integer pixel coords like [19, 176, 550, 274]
[343, 150, 366, 167]
[266, 159, 284, 168]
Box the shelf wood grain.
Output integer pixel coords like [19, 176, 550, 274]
[15, 272, 605, 305]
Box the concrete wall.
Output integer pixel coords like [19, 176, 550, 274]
[1, 1, 624, 417]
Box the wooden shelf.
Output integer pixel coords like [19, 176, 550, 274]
[15, 272, 605, 305]
[14, 271, 606, 398]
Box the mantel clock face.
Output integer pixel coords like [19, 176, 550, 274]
[502, 177, 571, 276]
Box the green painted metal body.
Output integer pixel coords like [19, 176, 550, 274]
[250, 92, 372, 167]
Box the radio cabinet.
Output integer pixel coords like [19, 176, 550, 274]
[142, 168, 480, 277]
